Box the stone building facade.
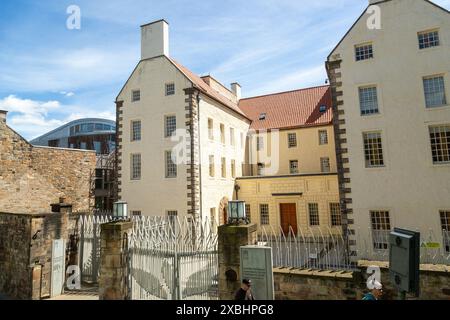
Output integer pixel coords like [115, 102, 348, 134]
[0, 111, 96, 213]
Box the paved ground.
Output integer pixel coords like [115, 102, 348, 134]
[47, 285, 99, 301]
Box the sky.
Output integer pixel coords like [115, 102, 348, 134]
[0, 0, 449, 140]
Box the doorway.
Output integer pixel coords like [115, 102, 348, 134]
[280, 203, 297, 235]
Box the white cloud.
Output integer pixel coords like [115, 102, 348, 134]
[0, 95, 115, 140]
[60, 91, 75, 97]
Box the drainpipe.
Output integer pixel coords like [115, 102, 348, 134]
[197, 92, 203, 221]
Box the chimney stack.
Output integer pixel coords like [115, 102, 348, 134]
[141, 19, 169, 60]
[231, 83, 242, 101]
[0, 110, 8, 123]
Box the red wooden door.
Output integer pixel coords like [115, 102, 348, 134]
[280, 204, 297, 235]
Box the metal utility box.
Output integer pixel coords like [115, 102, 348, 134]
[240, 246, 274, 300]
[389, 228, 420, 296]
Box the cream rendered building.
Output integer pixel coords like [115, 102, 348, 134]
[117, 20, 341, 235]
[116, 20, 250, 222]
[327, 0, 450, 259]
[237, 87, 341, 235]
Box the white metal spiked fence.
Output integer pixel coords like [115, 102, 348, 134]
[258, 226, 353, 271]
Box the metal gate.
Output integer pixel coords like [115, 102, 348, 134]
[128, 216, 218, 300]
[79, 215, 111, 284]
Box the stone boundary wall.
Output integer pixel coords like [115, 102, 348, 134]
[274, 260, 450, 300]
[0, 119, 96, 214]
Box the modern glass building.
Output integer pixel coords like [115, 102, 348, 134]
[31, 118, 116, 155]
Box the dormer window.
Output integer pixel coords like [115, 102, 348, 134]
[319, 105, 327, 113]
[259, 113, 267, 121]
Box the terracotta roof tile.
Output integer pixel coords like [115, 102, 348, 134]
[168, 58, 249, 119]
[239, 85, 333, 130]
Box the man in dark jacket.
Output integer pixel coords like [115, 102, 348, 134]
[234, 279, 255, 300]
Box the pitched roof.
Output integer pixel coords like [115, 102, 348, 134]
[238, 85, 332, 130]
[168, 58, 249, 119]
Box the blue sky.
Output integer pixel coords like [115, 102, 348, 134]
[0, 0, 449, 140]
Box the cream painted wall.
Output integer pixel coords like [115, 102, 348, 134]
[329, 0, 450, 256]
[247, 125, 337, 176]
[237, 174, 341, 235]
[199, 95, 250, 223]
[117, 56, 192, 216]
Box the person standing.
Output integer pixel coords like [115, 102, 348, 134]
[363, 280, 384, 300]
[234, 279, 255, 300]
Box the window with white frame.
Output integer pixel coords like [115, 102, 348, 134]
[231, 160, 236, 178]
[363, 132, 385, 167]
[221, 157, 226, 178]
[209, 155, 215, 177]
[132, 90, 140, 102]
[165, 83, 175, 96]
[220, 124, 225, 144]
[418, 29, 440, 49]
[429, 125, 450, 164]
[423, 76, 447, 108]
[289, 160, 299, 174]
[245, 204, 251, 223]
[321, 157, 330, 173]
[131, 120, 141, 141]
[288, 133, 297, 148]
[131, 153, 141, 180]
[230, 128, 235, 146]
[359, 86, 379, 115]
[257, 136, 264, 151]
[319, 130, 328, 145]
[208, 118, 214, 140]
[165, 151, 177, 178]
[165, 115, 176, 138]
[260, 204, 269, 225]
[440, 210, 450, 253]
[257, 163, 265, 176]
[370, 211, 391, 250]
[330, 203, 341, 226]
[308, 203, 320, 226]
[355, 43, 373, 61]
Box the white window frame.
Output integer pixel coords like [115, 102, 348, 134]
[288, 133, 297, 148]
[165, 150, 177, 178]
[132, 90, 141, 102]
[165, 115, 177, 138]
[289, 160, 299, 174]
[131, 120, 141, 142]
[131, 153, 141, 180]
[165, 83, 175, 96]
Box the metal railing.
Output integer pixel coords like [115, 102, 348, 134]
[258, 226, 352, 271]
[356, 228, 450, 265]
[128, 216, 218, 300]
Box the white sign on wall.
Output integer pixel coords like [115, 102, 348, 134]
[51, 239, 65, 298]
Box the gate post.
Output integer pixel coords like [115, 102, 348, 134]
[218, 224, 257, 300]
[99, 220, 133, 300]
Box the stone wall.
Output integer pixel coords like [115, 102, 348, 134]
[274, 261, 450, 300]
[0, 119, 96, 213]
[0, 210, 74, 300]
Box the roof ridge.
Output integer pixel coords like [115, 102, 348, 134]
[240, 85, 330, 101]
